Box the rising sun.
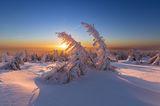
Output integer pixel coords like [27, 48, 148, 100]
[59, 43, 68, 49]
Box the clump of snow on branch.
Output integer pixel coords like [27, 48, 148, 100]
[81, 22, 112, 70]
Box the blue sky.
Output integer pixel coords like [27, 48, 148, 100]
[0, 0, 160, 48]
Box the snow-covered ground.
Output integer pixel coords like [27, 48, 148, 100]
[0, 62, 160, 106]
[113, 61, 160, 93]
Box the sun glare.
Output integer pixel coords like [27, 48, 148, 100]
[59, 43, 68, 49]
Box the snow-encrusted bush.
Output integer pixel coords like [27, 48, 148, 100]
[1, 51, 26, 70]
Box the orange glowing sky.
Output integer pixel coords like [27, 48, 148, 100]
[0, 37, 159, 50]
[0, 0, 160, 49]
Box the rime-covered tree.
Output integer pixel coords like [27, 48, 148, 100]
[15, 52, 26, 65]
[23, 49, 30, 62]
[41, 53, 53, 62]
[8, 60, 21, 70]
[116, 51, 128, 60]
[31, 53, 39, 62]
[126, 49, 141, 64]
[57, 32, 94, 67]
[1, 51, 10, 63]
[81, 22, 112, 70]
[43, 32, 93, 83]
[2, 51, 26, 70]
[127, 49, 135, 61]
[41, 54, 47, 63]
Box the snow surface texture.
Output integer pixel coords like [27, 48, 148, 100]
[0, 62, 160, 106]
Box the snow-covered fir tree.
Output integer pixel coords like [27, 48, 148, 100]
[41, 50, 67, 63]
[116, 51, 128, 60]
[81, 22, 112, 70]
[126, 49, 141, 64]
[41, 53, 47, 63]
[1, 51, 10, 63]
[127, 49, 135, 61]
[31, 53, 39, 62]
[43, 32, 93, 83]
[2, 51, 26, 70]
[57, 32, 94, 67]
[41, 52, 53, 62]
[23, 49, 30, 62]
[14, 52, 26, 65]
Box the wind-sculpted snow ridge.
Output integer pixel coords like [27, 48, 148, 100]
[0, 70, 40, 106]
[0, 62, 49, 106]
